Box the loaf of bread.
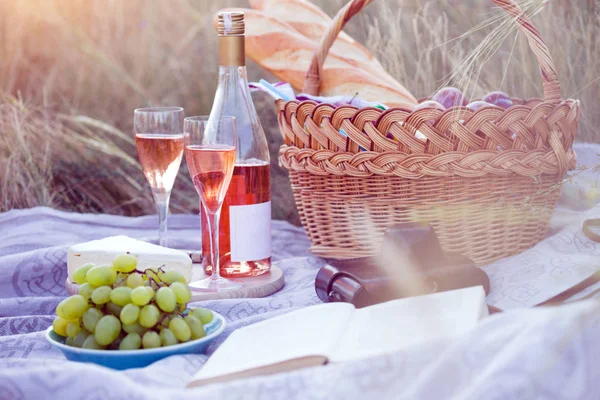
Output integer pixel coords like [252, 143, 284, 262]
[215, 8, 417, 108]
[249, 0, 387, 73]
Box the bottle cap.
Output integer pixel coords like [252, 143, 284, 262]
[218, 11, 245, 36]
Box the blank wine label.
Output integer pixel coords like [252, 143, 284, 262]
[229, 201, 271, 262]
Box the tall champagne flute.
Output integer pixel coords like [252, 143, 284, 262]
[184, 116, 242, 291]
[134, 107, 185, 248]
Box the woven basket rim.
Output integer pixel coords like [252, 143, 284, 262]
[277, 97, 580, 127]
[277, 95, 579, 179]
[279, 96, 580, 112]
[279, 145, 577, 179]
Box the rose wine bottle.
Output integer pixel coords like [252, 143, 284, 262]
[203, 11, 271, 277]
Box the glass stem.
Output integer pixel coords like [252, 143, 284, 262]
[153, 190, 170, 248]
[205, 206, 222, 280]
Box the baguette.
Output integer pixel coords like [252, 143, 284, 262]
[250, 0, 357, 42]
[249, 0, 397, 85]
[215, 8, 417, 108]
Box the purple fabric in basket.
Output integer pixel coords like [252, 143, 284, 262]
[1, 143, 600, 399]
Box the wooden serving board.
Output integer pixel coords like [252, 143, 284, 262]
[65, 264, 285, 302]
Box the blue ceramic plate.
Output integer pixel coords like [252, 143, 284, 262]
[45, 312, 226, 370]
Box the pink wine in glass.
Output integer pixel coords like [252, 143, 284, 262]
[185, 144, 236, 211]
[135, 133, 186, 193]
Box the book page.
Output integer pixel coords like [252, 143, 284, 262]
[188, 356, 326, 388]
[190, 303, 355, 386]
[330, 286, 488, 363]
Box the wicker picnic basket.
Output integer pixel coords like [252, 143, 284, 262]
[276, 0, 579, 265]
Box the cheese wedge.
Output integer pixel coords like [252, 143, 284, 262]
[67, 236, 193, 283]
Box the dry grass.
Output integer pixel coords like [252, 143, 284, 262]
[0, 0, 598, 220]
[0, 94, 150, 213]
[0, 0, 228, 215]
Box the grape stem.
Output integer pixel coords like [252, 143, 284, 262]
[156, 312, 171, 327]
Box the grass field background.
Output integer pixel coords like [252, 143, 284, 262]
[1, 0, 598, 223]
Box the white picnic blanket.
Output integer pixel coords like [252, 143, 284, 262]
[1, 142, 599, 400]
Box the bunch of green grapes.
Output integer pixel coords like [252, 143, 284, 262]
[53, 254, 215, 350]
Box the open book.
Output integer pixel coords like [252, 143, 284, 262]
[189, 286, 488, 387]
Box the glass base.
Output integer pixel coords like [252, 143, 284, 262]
[189, 275, 242, 292]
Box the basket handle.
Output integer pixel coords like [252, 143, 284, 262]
[302, 0, 562, 104]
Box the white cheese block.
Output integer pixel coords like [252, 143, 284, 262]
[67, 236, 193, 283]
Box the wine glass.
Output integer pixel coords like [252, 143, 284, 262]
[184, 116, 242, 292]
[134, 107, 185, 248]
